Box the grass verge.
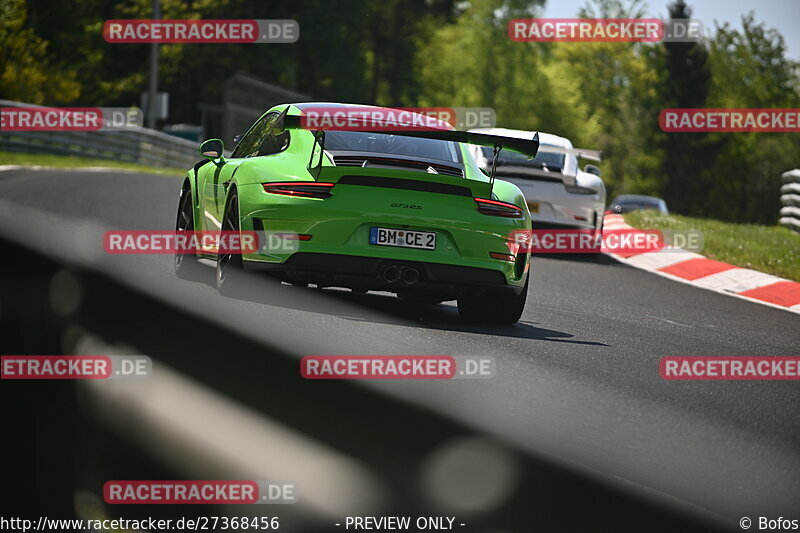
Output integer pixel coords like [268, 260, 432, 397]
[0, 151, 185, 176]
[623, 210, 800, 282]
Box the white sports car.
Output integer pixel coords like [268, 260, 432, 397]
[469, 129, 606, 234]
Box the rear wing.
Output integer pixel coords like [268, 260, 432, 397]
[280, 112, 539, 158]
[278, 109, 539, 193]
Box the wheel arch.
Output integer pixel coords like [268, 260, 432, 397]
[222, 182, 241, 226]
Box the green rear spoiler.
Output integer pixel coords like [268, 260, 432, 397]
[277, 109, 539, 194]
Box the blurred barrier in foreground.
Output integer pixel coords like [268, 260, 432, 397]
[780, 169, 800, 232]
[0, 99, 199, 168]
[0, 204, 731, 533]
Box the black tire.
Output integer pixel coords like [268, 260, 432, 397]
[457, 273, 529, 324]
[595, 214, 605, 240]
[216, 190, 247, 296]
[174, 185, 205, 280]
[588, 216, 605, 257]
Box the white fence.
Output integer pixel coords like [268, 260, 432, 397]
[0, 99, 200, 169]
[780, 169, 800, 233]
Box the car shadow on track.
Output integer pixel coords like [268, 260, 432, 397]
[183, 267, 607, 346]
[337, 292, 608, 345]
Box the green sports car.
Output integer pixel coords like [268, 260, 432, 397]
[174, 103, 539, 324]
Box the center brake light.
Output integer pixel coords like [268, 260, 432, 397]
[262, 182, 335, 199]
[474, 197, 523, 218]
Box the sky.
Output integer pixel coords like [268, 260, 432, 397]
[543, 0, 800, 59]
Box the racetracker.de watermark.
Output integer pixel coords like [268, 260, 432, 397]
[105, 230, 259, 254]
[300, 356, 495, 379]
[660, 357, 800, 380]
[0, 355, 151, 379]
[299, 106, 496, 131]
[508, 228, 704, 254]
[104, 230, 311, 255]
[103, 480, 296, 504]
[508, 18, 703, 43]
[660, 109, 800, 132]
[0, 107, 143, 131]
[103, 19, 298, 43]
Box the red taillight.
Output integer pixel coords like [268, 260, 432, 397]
[262, 182, 335, 198]
[474, 197, 523, 218]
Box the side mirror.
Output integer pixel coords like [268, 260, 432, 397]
[584, 164, 601, 177]
[199, 138, 225, 164]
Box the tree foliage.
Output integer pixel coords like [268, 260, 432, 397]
[3, 0, 798, 223]
[0, 0, 80, 103]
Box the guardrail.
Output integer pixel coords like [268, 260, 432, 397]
[0, 99, 200, 168]
[780, 169, 800, 233]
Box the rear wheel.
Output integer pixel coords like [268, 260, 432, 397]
[216, 190, 246, 296]
[457, 273, 529, 324]
[174, 186, 204, 280]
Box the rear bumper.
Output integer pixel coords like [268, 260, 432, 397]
[531, 212, 602, 231]
[243, 252, 526, 297]
[505, 179, 605, 230]
[235, 180, 530, 293]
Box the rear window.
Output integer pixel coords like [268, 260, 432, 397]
[325, 131, 461, 163]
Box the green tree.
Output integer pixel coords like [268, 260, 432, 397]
[657, 0, 716, 215]
[552, 0, 662, 196]
[0, 0, 80, 103]
[703, 13, 800, 223]
[416, 0, 592, 140]
[19, 0, 453, 121]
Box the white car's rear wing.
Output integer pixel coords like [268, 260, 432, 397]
[541, 145, 602, 162]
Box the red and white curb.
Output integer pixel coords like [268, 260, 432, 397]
[603, 214, 800, 314]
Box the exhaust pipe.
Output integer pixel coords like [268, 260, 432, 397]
[402, 268, 420, 285]
[383, 265, 401, 284]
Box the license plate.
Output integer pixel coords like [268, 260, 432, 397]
[369, 227, 436, 250]
[528, 201, 540, 213]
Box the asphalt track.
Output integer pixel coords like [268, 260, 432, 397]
[1, 167, 799, 524]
